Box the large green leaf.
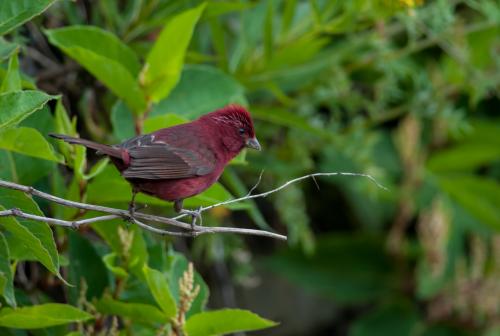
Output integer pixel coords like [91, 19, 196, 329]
[0, 190, 60, 277]
[45, 26, 146, 113]
[0, 0, 57, 35]
[0, 90, 56, 129]
[143, 266, 177, 318]
[184, 309, 277, 336]
[141, 3, 206, 103]
[45, 26, 141, 75]
[0, 232, 15, 307]
[0, 303, 92, 329]
[95, 296, 167, 325]
[0, 127, 63, 162]
[150, 65, 246, 119]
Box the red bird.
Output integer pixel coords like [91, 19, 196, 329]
[50, 105, 260, 218]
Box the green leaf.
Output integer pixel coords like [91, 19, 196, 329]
[67, 231, 109, 304]
[0, 149, 55, 187]
[143, 114, 189, 134]
[221, 168, 269, 229]
[263, 0, 275, 60]
[45, 26, 146, 113]
[0, 90, 56, 129]
[128, 225, 149, 276]
[184, 309, 277, 336]
[53, 99, 78, 166]
[141, 3, 206, 103]
[349, 303, 420, 336]
[150, 65, 246, 119]
[83, 158, 109, 180]
[0, 37, 18, 61]
[102, 253, 128, 279]
[111, 100, 135, 142]
[91, 218, 148, 278]
[437, 175, 500, 231]
[0, 127, 63, 162]
[281, 0, 297, 36]
[0, 0, 57, 36]
[90, 220, 122, 255]
[0, 303, 92, 329]
[0, 232, 15, 307]
[65, 332, 84, 336]
[143, 266, 177, 318]
[0, 51, 21, 93]
[427, 144, 500, 173]
[167, 251, 209, 317]
[0, 190, 60, 277]
[45, 25, 141, 75]
[95, 296, 167, 325]
[204, 2, 253, 18]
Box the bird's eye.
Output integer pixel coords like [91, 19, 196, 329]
[238, 127, 245, 135]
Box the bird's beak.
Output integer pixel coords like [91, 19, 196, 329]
[246, 137, 261, 151]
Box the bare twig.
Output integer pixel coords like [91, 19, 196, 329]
[0, 172, 387, 240]
[246, 170, 265, 197]
[174, 172, 387, 220]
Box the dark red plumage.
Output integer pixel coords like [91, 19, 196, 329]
[50, 104, 260, 213]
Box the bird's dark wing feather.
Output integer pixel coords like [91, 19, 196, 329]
[119, 132, 214, 180]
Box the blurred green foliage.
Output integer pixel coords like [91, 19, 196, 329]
[0, 0, 499, 335]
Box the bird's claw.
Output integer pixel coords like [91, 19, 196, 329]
[128, 201, 146, 221]
[180, 206, 203, 231]
[128, 204, 135, 218]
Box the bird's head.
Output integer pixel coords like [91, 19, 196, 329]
[201, 104, 261, 154]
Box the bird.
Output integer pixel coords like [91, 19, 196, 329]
[50, 104, 261, 223]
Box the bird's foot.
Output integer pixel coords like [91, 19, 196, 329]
[127, 203, 147, 225]
[180, 206, 203, 231]
[126, 203, 136, 226]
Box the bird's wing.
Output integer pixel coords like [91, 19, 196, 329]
[120, 133, 215, 180]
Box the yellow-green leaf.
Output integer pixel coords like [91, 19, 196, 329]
[0, 303, 92, 329]
[0, 90, 56, 129]
[0, 51, 21, 93]
[0, 0, 57, 35]
[45, 26, 146, 113]
[141, 3, 206, 103]
[0, 127, 63, 162]
[185, 309, 277, 336]
[143, 265, 177, 318]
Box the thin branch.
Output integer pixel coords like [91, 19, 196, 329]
[0, 179, 287, 240]
[0, 172, 387, 241]
[175, 172, 387, 220]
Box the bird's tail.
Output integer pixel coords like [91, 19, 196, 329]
[49, 133, 122, 158]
